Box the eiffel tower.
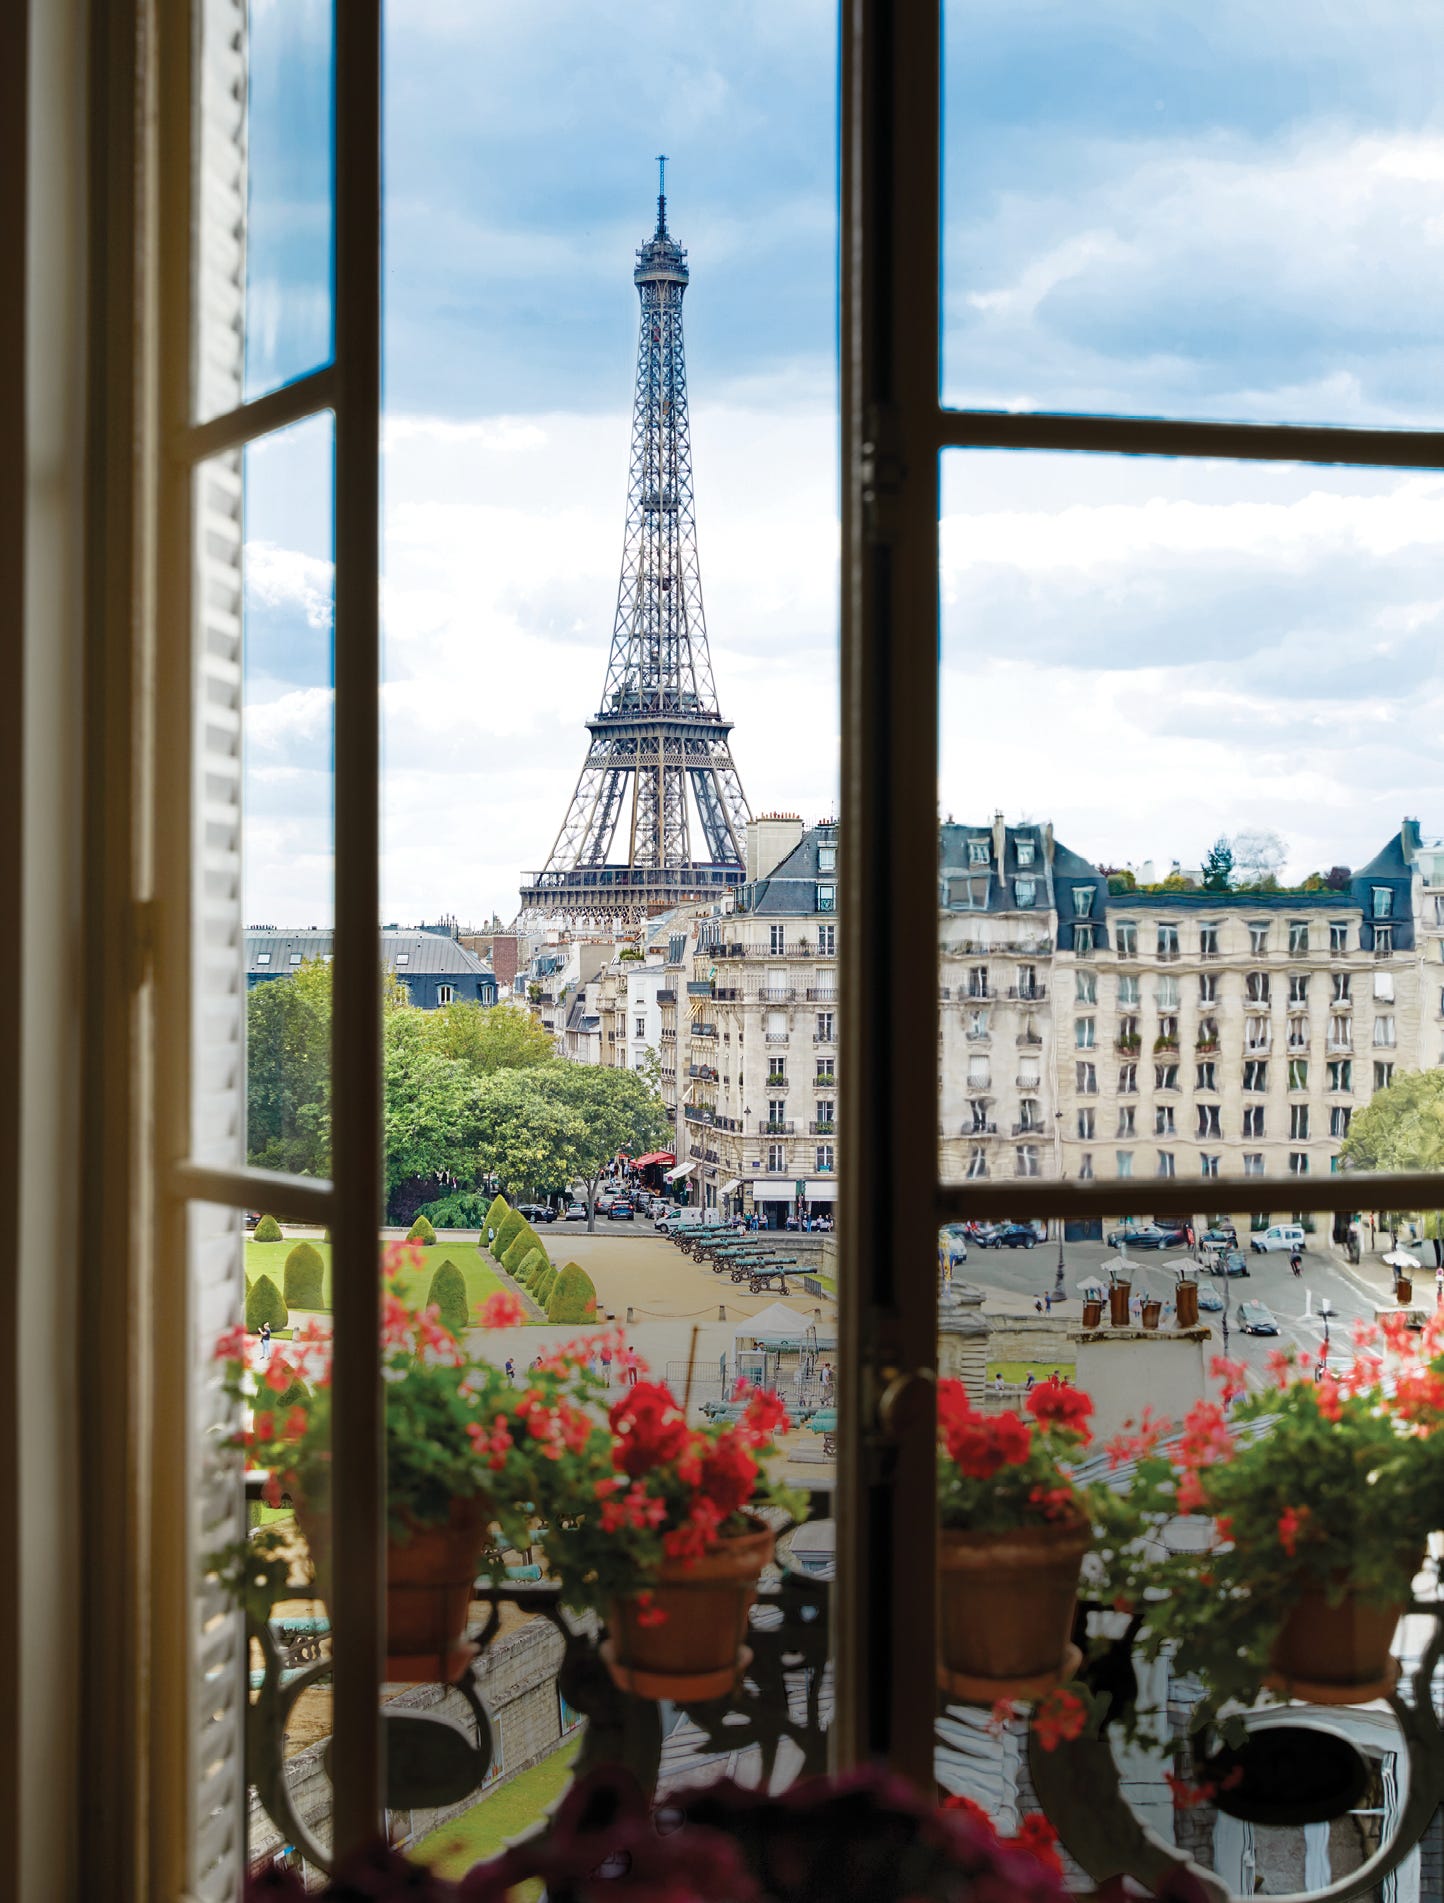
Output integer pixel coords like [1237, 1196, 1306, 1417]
[519, 162, 751, 927]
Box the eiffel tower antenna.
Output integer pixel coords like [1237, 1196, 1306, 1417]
[520, 167, 752, 927]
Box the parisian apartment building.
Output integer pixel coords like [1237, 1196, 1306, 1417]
[642, 815, 1444, 1226]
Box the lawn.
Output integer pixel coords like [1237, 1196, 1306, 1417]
[244, 1239, 528, 1320]
[412, 1737, 581, 1886]
[988, 1361, 1076, 1386]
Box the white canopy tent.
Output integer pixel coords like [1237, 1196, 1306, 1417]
[732, 1302, 815, 1344]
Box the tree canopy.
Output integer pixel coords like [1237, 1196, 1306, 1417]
[1200, 837, 1234, 892]
[1340, 1070, 1444, 1175]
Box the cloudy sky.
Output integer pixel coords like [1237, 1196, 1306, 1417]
[239, 1, 1444, 925]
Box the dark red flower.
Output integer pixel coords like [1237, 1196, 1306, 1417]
[609, 1381, 692, 1479]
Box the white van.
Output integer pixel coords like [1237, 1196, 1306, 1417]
[1251, 1223, 1306, 1255]
[655, 1206, 705, 1233]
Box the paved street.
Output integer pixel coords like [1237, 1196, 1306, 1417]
[956, 1228, 1435, 1389]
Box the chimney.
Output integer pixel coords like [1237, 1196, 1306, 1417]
[746, 813, 806, 882]
[490, 933, 520, 989]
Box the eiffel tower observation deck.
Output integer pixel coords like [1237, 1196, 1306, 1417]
[519, 163, 752, 927]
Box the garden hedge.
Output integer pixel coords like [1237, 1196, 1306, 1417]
[493, 1208, 526, 1260]
[414, 1190, 494, 1230]
[535, 1266, 559, 1309]
[546, 1262, 597, 1325]
[427, 1258, 470, 1336]
[283, 1240, 325, 1310]
[246, 1273, 289, 1333]
[406, 1214, 437, 1246]
[253, 1213, 283, 1243]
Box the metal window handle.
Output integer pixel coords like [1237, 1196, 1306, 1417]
[875, 1366, 937, 1440]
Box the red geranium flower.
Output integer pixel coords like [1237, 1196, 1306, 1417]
[609, 1382, 693, 1479]
[1025, 1382, 1094, 1440]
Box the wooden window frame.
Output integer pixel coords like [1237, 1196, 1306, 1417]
[837, 0, 1444, 1779]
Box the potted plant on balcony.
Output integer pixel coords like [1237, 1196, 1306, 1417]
[936, 1378, 1129, 1703]
[216, 1247, 540, 1682]
[532, 1374, 806, 1701]
[1127, 1319, 1444, 1730]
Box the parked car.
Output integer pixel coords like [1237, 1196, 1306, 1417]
[940, 1223, 969, 1263]
[1209, 1249, 1250, 1278]
[244, 1211, 261, 1231]
[518, 1201, 556, 1224]
[1105, 1223, 1188, 1250]
[563, 1201, 589, 1221]
[1202, 1225, 1237, 1250]
[977, 1222, 1038, 1250]
[608, 1199, 635, 1220]
[1196, 1283, 1226, 1312]
[1251, 1223, 1306, 1255]
[1237, 1300, 1279, 1336]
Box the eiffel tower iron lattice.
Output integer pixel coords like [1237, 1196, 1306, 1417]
[519, 165, 752, 927]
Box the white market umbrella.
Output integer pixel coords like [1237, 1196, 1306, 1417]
[1076, 1278, 1106, 1299]
[1384, 1249, 1421, 1270]
[1096, 1255, 1136, 1280]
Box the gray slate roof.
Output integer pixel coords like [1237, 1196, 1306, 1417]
[246, 928, 494, 978]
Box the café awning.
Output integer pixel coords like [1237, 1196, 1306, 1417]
[633, 1151, 675, 1168]
[665, 1161, 695, 1182]
[721, 1178, 741, 1194]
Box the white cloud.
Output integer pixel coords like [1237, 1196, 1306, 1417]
[245, 542, 335, 630]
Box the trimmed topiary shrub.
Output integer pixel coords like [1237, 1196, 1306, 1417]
[253, 1214, 283, 1243]
[426, 1258, 470, 1336]
[501, 1231, 535, 1276]
[283, 1240, 325, 1310]
[535, 1266, 559, 1309]
[493, 1207, 526, 1260]
[246, 1273, 289, 1333]
[407, 1213, 437, 1246]
[483, 1194, 511, 1249]
[516, 1247, 547, 1288]
[547, 1262, 598, 1325]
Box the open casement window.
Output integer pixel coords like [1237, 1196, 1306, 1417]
[839, 0, 1444, 1814]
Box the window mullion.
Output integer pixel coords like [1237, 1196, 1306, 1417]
[327, 0, 385, 1859]
[838, 0, 941, 1788]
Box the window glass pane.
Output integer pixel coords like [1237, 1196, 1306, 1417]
[195, 0, 335, 421]
[939, 448, 1444, 1189]
[942, 1, 1444, 427]
[935, 1206, 1421, 1865]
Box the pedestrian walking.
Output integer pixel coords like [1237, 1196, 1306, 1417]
[623, 1346, 640, 1387]
[1044, 1292, 1052, 1314]
[993, 1371, 1004, 1394]
[600, 1343, 614, 1386]
[1024, 1371, 1036, 1392]
[1034, 1298, 1043, 1314]
[258, 1320, 272, 1364]
[819, 1361, 835, 1405]
[504, 1357, 515, 1386]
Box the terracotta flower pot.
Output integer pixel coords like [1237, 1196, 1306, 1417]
[1081, 1298, 1103, 1328]
[1176, 1281, 1199, 1328]
[938, 1516, 1091, 1703]
[1396, 1275, 1413, 1304]
[1140, 1298, 1162, 1331]
[603, 1517, 775, 1702]
[1108, 1281, 1131, 1326]
[1266, 1583, 1406, 1705]
[298, 1491, 493, 1683]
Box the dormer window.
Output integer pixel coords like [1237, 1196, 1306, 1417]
[817, 843, 836, 873]
[817, 884, 836, 913]
[1072, 886, 1094, 917]
[1016, 839, 1035, 868]
[1014, 878, 1036, 908]
[1372, 887, 1394, 920]
[968, 839, 989, 866]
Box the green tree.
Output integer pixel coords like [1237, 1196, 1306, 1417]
[383, 1009, 486, 1208]
[531, 1065, 670, 1233]
[420, 999, 556, 1077]
[1200, 837, 1234, 892]
[245, 1274, 289, 1333]
[282, 1241, 324, 1310]
[246, 958, 333, 1176]
[474, 1069, 588, 1203]
[1341, 1070, 1444, 1175]
[426, 1259, 470, 1337]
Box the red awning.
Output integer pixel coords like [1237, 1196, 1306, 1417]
[633, 1151, 676, 1168]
